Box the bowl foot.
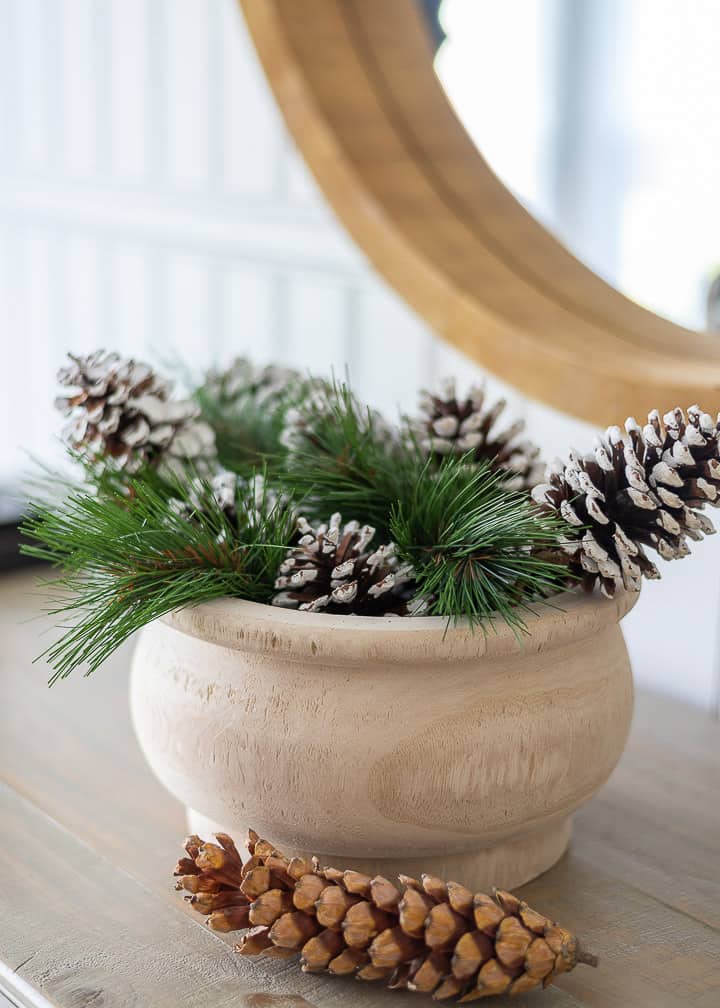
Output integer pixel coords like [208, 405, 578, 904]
[185, 807, 571, 892]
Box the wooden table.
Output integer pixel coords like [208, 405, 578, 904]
[1, 571, 718, 1007]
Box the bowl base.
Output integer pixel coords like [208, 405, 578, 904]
[185, 807, 571, 892]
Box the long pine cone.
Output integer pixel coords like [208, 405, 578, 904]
[174, 831, 597, 1001]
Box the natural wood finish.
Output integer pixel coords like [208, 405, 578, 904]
[1, 571, 719, 1006]
[238, 0, 720, 425]
[130, 591, 636, 892]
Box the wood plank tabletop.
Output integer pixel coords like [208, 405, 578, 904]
[0, 570, 718, 1007]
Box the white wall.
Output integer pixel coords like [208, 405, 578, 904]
[0, 0, 717, 712]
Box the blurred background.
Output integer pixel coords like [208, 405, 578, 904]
[438, 0, 720, 331]
[0, 0, 718, 712]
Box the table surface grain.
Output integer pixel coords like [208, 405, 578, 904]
[0, 571, 718, 1008]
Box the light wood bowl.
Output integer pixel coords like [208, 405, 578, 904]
[130, 589, 637, 890]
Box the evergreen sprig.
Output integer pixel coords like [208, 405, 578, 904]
[194, 381, 288, 475]
[280, 380, 417, 537]
[21, 472, 295, 682]
[279, 380, 570, 628]
[193, 360, 307, 475]
[390, 459, 570, 632]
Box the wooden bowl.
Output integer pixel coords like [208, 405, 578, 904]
[130, 589, 636, 890]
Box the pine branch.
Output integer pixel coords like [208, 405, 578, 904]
[194, 383, 287, 475]
[193, 359, 305, 475]
[390, 459, 571, 632]
[24, 365, 572, 681]
[279, 380, 415, 536]
[279, 381, 570, 629]
[21, 471, 296, 681]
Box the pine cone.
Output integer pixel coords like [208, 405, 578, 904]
[169, 471, 289, 532]
[204, 357, 300, 408]
[174, 831, 598, 1001]
[532, 405, 720, 597]
[413, 380, 545, 491]
[56, 350, 215, 475]
[272, 513, 425, 615]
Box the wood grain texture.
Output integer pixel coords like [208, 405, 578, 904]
[237, 0, 720, 425]
[1, 571, 719, 1006]
[130, 591, 636, 891]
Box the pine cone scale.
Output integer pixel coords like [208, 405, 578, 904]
[451, 931, 493, 980]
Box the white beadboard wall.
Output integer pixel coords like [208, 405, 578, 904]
[0, 0, 717, 712]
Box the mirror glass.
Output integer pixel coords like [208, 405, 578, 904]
[432, 0, 720, 330]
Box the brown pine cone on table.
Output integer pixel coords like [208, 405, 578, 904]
[174, 831, 598, 1001]
[272, 513, 428, 616]
[532, 405, 720, 597]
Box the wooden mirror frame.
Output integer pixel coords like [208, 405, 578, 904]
[239, 0, 720, 425]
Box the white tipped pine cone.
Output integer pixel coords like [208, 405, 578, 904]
[532, 405, 720, 597]
[204, 356, 301, 407]
[272, 513, 424, 616]
[414, 379, 545, 491]
[56, 350, 215, 475]
[169, 470, 290, 532]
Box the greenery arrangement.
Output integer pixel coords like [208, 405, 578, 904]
[24, 350, 720, 681]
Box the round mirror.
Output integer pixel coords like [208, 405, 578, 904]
[240, 0, 720, 424]
[433, 0, 720, 330]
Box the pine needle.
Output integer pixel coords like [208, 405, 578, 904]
[21, 471, 295, 682]
[22, 369, 572, 681]
[279, 380, 570, 629]
[193, 365, 305, 476]
[279, 380, 418, 536]
[390, 458, 571, 633]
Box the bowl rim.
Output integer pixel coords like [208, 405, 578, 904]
[158, 588, 638, 665]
